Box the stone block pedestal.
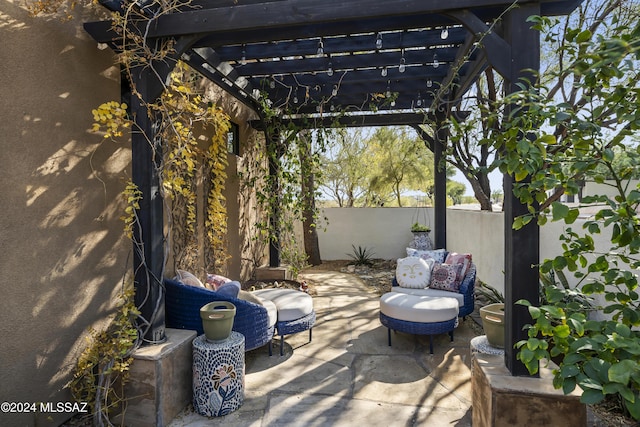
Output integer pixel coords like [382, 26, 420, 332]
[255, 266, 292, 281]
[472, 351, 586, 427]
[119, 328, 196, 427]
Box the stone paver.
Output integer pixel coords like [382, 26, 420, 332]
[168, 270, 476, 427]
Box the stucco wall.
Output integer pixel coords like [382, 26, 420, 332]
[0, 4, 129, 426]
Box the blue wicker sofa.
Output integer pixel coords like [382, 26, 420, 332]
[164, 278, 275, 352]
[392, 250, 476, 318]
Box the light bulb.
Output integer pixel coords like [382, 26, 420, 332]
[416, 94, 422, 107]
[332, 85, 338, 96]
[269, 79, 276, 89]
[399, 58, 406, 73]
[293, 95, 298, 104]
[317, 39, 324, 56]
[330, 104, 336, 112]
[426, 79, 433, 88]
[327, 62, 334, 76]
[381, 67, 388, 77]
[441, 28, 449, 40]
[376, 33, 383, 49]
[391, 100, 396, 107]
[433, 53, 440, 68]
[240, 46, 247, 65]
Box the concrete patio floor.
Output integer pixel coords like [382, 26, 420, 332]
[168, 269, 478, 427]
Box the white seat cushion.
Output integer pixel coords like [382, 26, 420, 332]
[380, 292, 458, 323]
[261, 299, 278, 328]
[391, 286, 465, 307]
[252, 288, 314, 322]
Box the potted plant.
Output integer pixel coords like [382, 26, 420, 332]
[410, 222, 431, 233]
[409, 222, 433, 250]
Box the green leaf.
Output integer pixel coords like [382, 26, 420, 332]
[623, 395, 640, 420]
[565, 208, 579, 224]
[554, 324, 571, 339]
[552, 202, 569, 221]
[581, 389, 605, 405]
[609, 360, 635, 385]
[576, 29, 592, 43]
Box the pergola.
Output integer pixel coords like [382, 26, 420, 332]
[85, 0, 583, 376]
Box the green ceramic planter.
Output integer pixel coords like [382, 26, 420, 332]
[480, 303, 505, 348]
[200, 301, 236, 342]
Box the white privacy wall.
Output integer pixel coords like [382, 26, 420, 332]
[317, 207, 631, 297]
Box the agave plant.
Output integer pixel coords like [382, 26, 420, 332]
[347, 245, 376, 266]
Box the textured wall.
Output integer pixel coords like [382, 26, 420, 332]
[0, 3, 129, 426]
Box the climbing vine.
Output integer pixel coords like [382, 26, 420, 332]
[68, 287, 140, 426]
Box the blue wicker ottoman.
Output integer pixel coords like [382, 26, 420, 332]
[252, 288, 315, 356]
[379, 292, 459, 354]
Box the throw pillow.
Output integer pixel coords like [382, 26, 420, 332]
[175, 270, 205, 288]
[396, 257, 434, 289]
[406, 247, 447, 263]
[430, 263, 464, 292]
[206, 273, 232, 290]
[444, 252, 472, 283]
[216, 280, 241, 298]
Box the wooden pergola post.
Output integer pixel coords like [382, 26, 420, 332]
[433, 112, 448, 249]
[265, 129, 283, 268]
[129, 65, 167, 344]
[502, 3, 541, 376]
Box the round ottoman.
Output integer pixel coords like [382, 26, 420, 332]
[252, 288, 315, 355]
[379, 292, 459, 353]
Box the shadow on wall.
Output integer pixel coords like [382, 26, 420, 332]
[0, 3, 130, 425]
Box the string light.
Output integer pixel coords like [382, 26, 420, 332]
[426, 79, 433, 88]
[240, 44, 247, 65]
[441, 28, 449, 40]
[317, 38, 324, 55]
[269, 78, 276, 89]
[381, 66, 388, 77]
[332, 84, 338, 97]
[416, 92, 423, 107]
[399, 49, 406, 73]
[327, 61, 334, 76]
[376, 32, 383, 49]
[385, 80, 391, 98]
[433, 53, 440, 68]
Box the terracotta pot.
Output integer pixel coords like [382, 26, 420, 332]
[200, 301, 236, 342]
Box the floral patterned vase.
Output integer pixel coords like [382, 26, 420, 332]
[409, 231, 433, 251]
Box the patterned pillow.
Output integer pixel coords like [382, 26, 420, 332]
[175, 270, 205, 288]
[206, 273, 232, 290]
[396, 257, 435, 289]
[430, 263, 464, 292]
[444, 252, 472, 283]
[406, 248, 447, 263]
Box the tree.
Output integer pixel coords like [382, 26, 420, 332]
[444, 69, 502, 211]
[441, 0, 638, 211]
[365, 127, 434, 206]
[488, 11, 640, 420]
[319, 128, 369, 207]
[299, 130, 322, 266]
[447, 181, 466, 205]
